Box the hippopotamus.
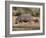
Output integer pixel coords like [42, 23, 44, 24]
[15, 14, 32, 24]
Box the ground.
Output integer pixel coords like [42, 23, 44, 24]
[12, 16, 40, 31]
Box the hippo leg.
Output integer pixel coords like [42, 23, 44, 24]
[15, 20, 18, 24]
[28, 20, 31, 24]
[15, 19, 20, 24]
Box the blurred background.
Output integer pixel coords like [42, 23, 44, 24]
[12, 7, 40, 17]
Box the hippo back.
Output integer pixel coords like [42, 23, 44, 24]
[20, 14, 32, 20]
[16, 14, 32, 22]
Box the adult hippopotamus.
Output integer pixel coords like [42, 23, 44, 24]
[15, 14, 32, 24]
